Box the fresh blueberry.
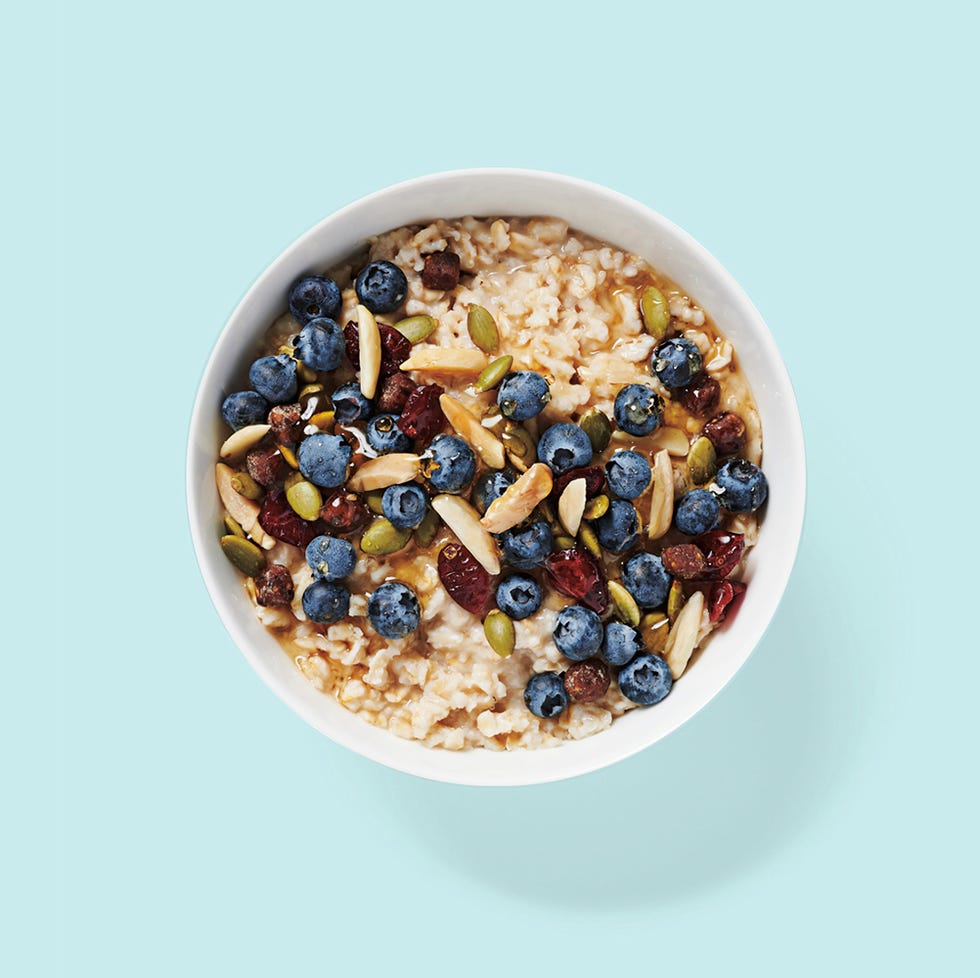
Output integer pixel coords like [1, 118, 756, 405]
[302, 579, 350, 624]
[602, 622, 643, 667]
[523, 672, 569, 719]
[221, 390, 269, 431]
[354, 260, 408, 314]
[425, 434, 476, 493]
[675, 488, 722, 535]
[605, 450, 652, 499]
[593, 499, 639, 554]
[288, 275, 342, 325]
[621, 552, 671, 609]
[305, 535, 357, 581]
[617, 652, 673, 705]
[715, 458, 769, 513]
[368, 581, 421, 639]
[496, 574, 543, 620]
[249, 354, 298, 405]
[614, 384, 664, 436]
[497, 371, 551, 421]
[552, 605, 603, 661]
[298, 433, 352, 488]
[382, 484, 428, 529]
[537, 423, 593, 475]
[472, 469, 517, 514]
[366, 414, 412, 455]
[295, 318, 344, 371]
[499, 521, 553, 570]
[651, 337, 703, 388]
[331, 381, 374, 424]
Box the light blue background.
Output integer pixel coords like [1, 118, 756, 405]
[12, 1, 976, 974]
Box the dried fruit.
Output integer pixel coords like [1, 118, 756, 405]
[678, 373, 721, 418]
[231, 470, 263, 500]
[667, 579, 685, 622]
[484, 610, 516, 657]
[438, 542, 493, 615]
[392, 314, 438, 344]
[413, 507, 441, 547]
[639, 285, 670, 340]
[397, 383, 447, 442]
[219, 423, 271, 462]
[220, 535, 266, 577]
[640, 611, 670, 653]
[474, 355, 513, 393]
[609, 581, 641, 627]
[246, 446, 285, 487]
[583, 494, 609, 521]
[687, 436, 718, 485]
[285, 480, 323, 521]
[703, 411, 747, 456]
[258, 486, 323, 548]
[359, 518, 412, 556]
[439, 394, 506, 469]
[661, 544, 707, 580]
[466, 304, 499, 354]
[432, 494, 500, 574]
[319, 490, 369, 533]
[545, 547, 608, 614]
[707, 580, 747, 623]
[563, 658, 611, 702]
[481, 463, 554, 534]
[693, 530, 745, 580]
[664, 590, 705, 679]
[347, 453, 421, 492]
[268, 403, 303, 444]
[647, 449, 674, 540]
[558, 478, 587, 536]
[578, 408, 612, 454]
[421, 251, 460, 290]
[376, 372, 416, 414]
[343, 318, 412, 379]
[552, 465, 605, 500]
[255, 564, 295, 607]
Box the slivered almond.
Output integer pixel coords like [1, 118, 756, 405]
[650, 426, 690, 457]
[647, 449, 674, 540]
[347, 454, 421, 492]
[480, 463, 553, 534]
[399, 347, 488, 376]
[439, 394, 506, 469]
[215, 463, 275, 549]
[357, 304, 382, 398]
[219, 424, 271, 462]
[664, 590, 705, 679]
[431, 495, 500, 574]
[558, 478, 587, 536]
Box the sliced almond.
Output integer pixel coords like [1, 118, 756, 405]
[650, 426, 690, 457]
[347, 454, 421, 492]
[357, 303, 382, 398]
[557, 478, 587, 536]
[480, 462, 554, 534]
[399, 347, 488, 376]
[647, 449, 674, 540]
[215, 463, 275, 549]
[439, 394, 506, 469]
[664, 590, 705, 679]
[219, 424, 271, 462]
[431, 494, 500, 574]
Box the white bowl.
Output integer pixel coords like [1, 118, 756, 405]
[186, 168, 806, 786]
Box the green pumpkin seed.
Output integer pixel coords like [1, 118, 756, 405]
[537, 500, 556, 525]
[231, 471, 263, 500]
[299, 383, 325, 400]
[579, 523, 602, 559]
[583, 494, 609, 521]
[284, 470, 305, 491]
[220, 535, 266, 577]
[609, 581, 641, 627]
[640, 285, 670, 340]
[640, 611, 670, 653]
[224, 514, 246, 538]
[393, 314, 438, 344]
[277, 344, 296, 358]
[667, 580, 685, 623]
[413, 507, 441, 547]
[502, 423, 536, 462]
[484, 610, 516, 658]
[687, 436, 718, 485]
[278, 444, 300, 469]
[365, 490, 386, 515]
[295, 361, 318, 384]
[286, 480, 323, 521]
[360, 518, 412, 556]
[474, 355, 513, 393]
[579, 408, 612, 454]
[554, 534, 576, 550]
[467, 304, 499, 354]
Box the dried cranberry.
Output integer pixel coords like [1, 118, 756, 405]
[563, 658, 610, 702]
[694, 530, 745, 581]
[438, 542, 493, 615]
[660, 544, 708, 580]
[706, 580, 747, 623]
[397, 383, 447, 443]
[319, 490, 369, 534]
[421, 251, 460, 290]
[343, 320, 412, 378]
[702, 412, 747, 456]
[268, 402, 303, 444]
[552, 466, 606, 500]
[255, 564, 295, 607]
[246, 446, 285, 487]
[677, 373, 721, 418]
[544, 548, 608, 614]
[376, 372, 417, 414]
[258, 487, 323, 548]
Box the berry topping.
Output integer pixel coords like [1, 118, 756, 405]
[381, 484, 428, 529]
[707, 580, 747, 623]
[472, 470, 517, 514]
[396, 383, 447, 443]
[438, 542, 493, 615]
[524, 672, 568, 719]
[552, 465, 605, 500]
[258, 487, 323, 548]
[563, 658, 610, 702]
[693, 530, 745, 580]
[497, 370, 551, 421]
[593, 499, 640, 554]
[297, 433, 352, 488]
[660, 544, 708, 580]
[375, 372, 417, 415]
[605, 450, 652, 499]
[674, 488, 721, 536]
[222, 390, 270, 431]
[245, 446, 285, 488]
[366, 414, 412, 455]
[613, 384, 664, 437]
[702, 411, 747, 456]
[367, 581, 422, 638]
[552, 605, 603, 661]
[537, 422, 594, 475]
[288, 275, 342, 325]
[495, 574, 543, 621]
[319, 490, 369, 534]
[255, 564, 295, 607]
[305, 535, 357, 581]
[545, 547, 608, 614]
[499, 521, 553, 570]
[617, 652, 672, 705]
[343, 320, 412, 378]
[295, 318, 344, 372]
[355, 260, 408, 314]
[602, 622, 643, 667]
[302, 579, 350, 624]
[421, 251, 460, 291]
[268, 402, 303, 444]
[651, 337, 703, 388]
[715, 458, 768, 513]
[249, 354, 298, 405]
[425, 434, 476, 493]
[678, 373, 721, 417]
[621, 552, 672, 609]
[331, 381, 374, 425]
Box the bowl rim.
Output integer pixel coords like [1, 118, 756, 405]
[186, 167, 806, 786]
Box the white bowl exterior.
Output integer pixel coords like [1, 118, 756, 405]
[187, 169, 806, 786]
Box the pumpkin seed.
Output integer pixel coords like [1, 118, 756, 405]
[231, 471, 263, 500]
[583, 494, 609, 521]
[413, 507, 441, 547]
[365, 490, 386, 515]
[502, 423, 536, 461]
[554, 534, 576, 550]
[299, 382, 325, 401]
[579, 408, 612, 454]
[609, 581, 641, 627]
[640, 611, 670, 653]
[484, 610, 516, 658]
[687, 436, 718, 485]
[579, 523, 602, 559]
[220, 535, 266, 577]
[309, 410, 335, 432]
[360, 518, 412, 556]
[277, 344, 296, 358]
[393, 314, 437, 344]
[284, 470, 305, 491]
[667, 579, 685, 622]
[286, 480, 323, 521]
[467, 304, 499, 354]
[278, 443, 299, 469]
[640, 285, 670, 340]
[224, 514, 246, 538]
[296, 361, 317, 384]
[474, 355, 513, 393]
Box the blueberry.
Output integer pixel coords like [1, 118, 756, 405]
[288, 275, 342, 325]
[366, 415, 412, 455]
[305, 535, 357, 581]
[715, 459, 769, 513]
[331, 381, 374, 424]
[425, 434, 476, 493]
[605, 450, 652, 499]
[368, 581, 421, 639]
[249, 354, 298, 405]
[298, 433, 352, 488]
[499, 521, 553, 570]
[602, 622, 643, 667]
[651, 337, 703, 388]
[497, 371, 551, 421]
[221, 390, 269, 431]
[496, 574, 543, 620]
[617, 652, 673, 705]
[295, 318, 344, 372]
[675, 488, 722, 535]
[354, 260, 408, 314]
[594, 499, 639, 554]
[472, 470, 517, 514]
[614, 384, 664, 437]
[621, 552, 671, 609]
[537, 423, 593, 475]
[302, 579, 350, 624]
[552, 605, 603, 661]
[523, 671, 569, 719]
[382, 484, 428, 529]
